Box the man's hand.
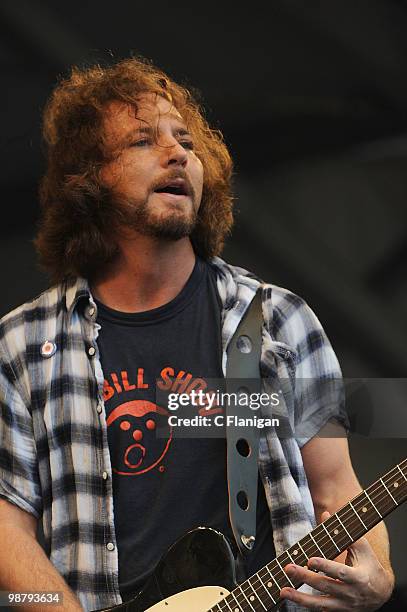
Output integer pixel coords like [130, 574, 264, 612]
[295, 424, 395, 610]
[280, 531, 394, 611]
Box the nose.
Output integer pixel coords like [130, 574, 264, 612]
[162, 138, 187, 168]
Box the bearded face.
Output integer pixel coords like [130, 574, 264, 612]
[100, 94, 204, 242]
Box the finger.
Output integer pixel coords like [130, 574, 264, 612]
[280, 587, 338, 610]
[285, 564, 347, 597]
[307, 557, 360, 583]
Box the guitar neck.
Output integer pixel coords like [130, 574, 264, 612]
[212, 458, 407, 612]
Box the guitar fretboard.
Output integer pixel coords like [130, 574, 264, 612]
[209, 458, 407, 612]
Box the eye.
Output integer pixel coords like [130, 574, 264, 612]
[179, 140, 194, 150]
[131, 138, 151, 147]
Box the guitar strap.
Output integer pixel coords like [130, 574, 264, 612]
[225, 287, 263, 558]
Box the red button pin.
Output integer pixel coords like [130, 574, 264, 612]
[40, 340, 57, 358]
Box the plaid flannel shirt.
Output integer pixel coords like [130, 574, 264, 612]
[0, 256, 346, 611]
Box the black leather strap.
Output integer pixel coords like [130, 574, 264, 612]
[225, 288, 263, 556]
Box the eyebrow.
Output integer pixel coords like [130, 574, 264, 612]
[122, 124, 192, 144]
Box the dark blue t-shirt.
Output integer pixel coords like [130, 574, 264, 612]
[95, 257, 275, 600]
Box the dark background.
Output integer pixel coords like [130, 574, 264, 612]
[0, 0, 406, 608]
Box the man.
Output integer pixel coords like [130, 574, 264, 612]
[0, 57, 394, 611]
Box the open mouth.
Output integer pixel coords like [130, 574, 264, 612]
[124, 443, 146, 469]
[154, 179, 190, 198]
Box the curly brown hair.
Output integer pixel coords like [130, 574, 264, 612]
[35, 56, 234, 283]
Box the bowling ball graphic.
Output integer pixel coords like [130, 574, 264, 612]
[106, 399, 172, 475]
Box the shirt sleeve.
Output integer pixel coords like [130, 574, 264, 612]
[268, 289, 349, 448]
[293, 299, 349, 447]
[0, 356, 42, 519]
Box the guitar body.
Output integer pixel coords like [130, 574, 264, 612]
[99, 527, 238, 612]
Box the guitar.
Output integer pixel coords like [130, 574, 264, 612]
[96, 458, 407, 611]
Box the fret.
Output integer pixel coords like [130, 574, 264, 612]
[223, 597, 233, 612]
[349, 501, 367, 530]
[323, 515, 351, 551]
[380, 478, 397, 505]
[258, 567, 275, 593]
[226, 594, 243, 612]
[256, 572, 277, 606]
[300, 535, 318, 559]
[397, 464, 407, 482]
[383, 470, 407, 505]
[353, 493, 381, 531]
[244, 578, 263, 611]
[247, 577, 267, 611]
[286, 549, 296, 564]
[236, 584, 255, 612]
[387, 472, 407, 505]
[365, 490, 382, 518]
[275, 558, 295, 588]
[384, 466, 402, 487]
[277, 550, 295, 574]
[335, 513, 353, 542]
[320, 521, 341, 553]
[313, 521, 343, 559]
[309, 532, 326, 558]
[297, 541, 308, 561]
[287, 545, 305, 565]
[259, 566, 280, 603]
[353, 466, 403, 529]
[265, 564, 282, 592]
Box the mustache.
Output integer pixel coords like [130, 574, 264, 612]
[150, 170, 196, 200]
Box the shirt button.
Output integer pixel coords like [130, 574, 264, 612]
[97, 403, 103, 414]
[102, 471, 108, 480]
[88, 346, 96, 357]
[106, 542, 115, 551]
[88, 307, 96, 317]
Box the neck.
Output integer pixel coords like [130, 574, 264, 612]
[90, 235, 196, 313]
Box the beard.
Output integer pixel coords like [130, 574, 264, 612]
[108, 190, 199, 241]
[130, 199, 198, 240]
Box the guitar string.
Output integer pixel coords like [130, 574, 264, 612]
[214, 468, 407, 610]
[215, 462, 407, 612]
[213, 471, 407, 612]
[248, 465, 406, 609]
[203, 461, 407, 612]
[253, 465, 407, 590]
[264, 460, 407, 565]
[217, 472, 407, 612]
[215, 461, 407, 612]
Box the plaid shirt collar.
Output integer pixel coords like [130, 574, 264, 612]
[65, 277, 94, 318]
[64, 256, 264, 364]
[64, 255, 261, 308]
